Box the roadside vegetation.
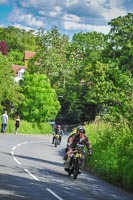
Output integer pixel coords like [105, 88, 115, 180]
[0, 13, 133, 192]
[85, 119, 133, 193]
[0, 118, 52, 135]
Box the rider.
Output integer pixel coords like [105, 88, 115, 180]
[52, 125, 64, 144]
[64, 125, 83, 154]
[64, 126, 92, 171]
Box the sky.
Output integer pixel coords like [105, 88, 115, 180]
[0, 0, 133, 38]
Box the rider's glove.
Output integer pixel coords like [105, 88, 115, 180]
[67, 143, 71, 148]
[88, 149, 92, 156]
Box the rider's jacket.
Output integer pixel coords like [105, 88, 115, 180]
[54, 129, 64, 136]
[67, 133, 91, 151]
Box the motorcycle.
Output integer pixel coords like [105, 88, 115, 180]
[64, 143, 85, 179]
[54, 134, 61, 147]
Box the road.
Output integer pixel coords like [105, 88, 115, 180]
[0, 133, 132, 200]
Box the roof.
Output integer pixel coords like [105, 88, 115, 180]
[12, 64, 27, 74]
[24, 51, 36, 60]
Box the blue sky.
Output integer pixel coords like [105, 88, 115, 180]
[0, 0, 133, 37]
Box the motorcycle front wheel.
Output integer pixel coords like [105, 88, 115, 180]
[54, 139, 58, 147]
[73, 159, 80, 179]
[68, 167, 74, 176]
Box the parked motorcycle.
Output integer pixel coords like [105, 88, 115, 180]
[64, 143, 85, 179]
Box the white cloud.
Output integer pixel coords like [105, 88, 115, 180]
[0, 23, 5, 27]
[64, 19, 111, 34]
[66, 0, 79, 6]
[22, 14, 44, 27]
[102, 7, 127, 21]
[49, 6, 62, 17]
[8, 7, 45, 28]
[0, 0, 9, 4]
[63, 14, 80, 23]
[11, 23, 34, 31]
[63, 10, 111, 34]
[83, 0, 127, 21]
[1, 0, 132, 36]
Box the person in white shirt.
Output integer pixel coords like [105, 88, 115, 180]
[1, 111, 8, 133]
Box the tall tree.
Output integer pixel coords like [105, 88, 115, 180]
[29, 27, 72, 87]
[20, 72, 61, 123]
[57, 32, 107, 123]
[72, 31, 106, 66]
[82, 61, 132, 124]
[0, 53, 22, 113]
[28, 29, 108, 124]
[0, 26, 38, 65]
[103, 13, 133, 74]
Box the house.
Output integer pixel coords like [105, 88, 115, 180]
[12, 64, 27, 82]
[12, 51, 36, 82]
[24, 51, 36, 66]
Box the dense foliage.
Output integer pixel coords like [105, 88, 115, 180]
[20, 72, 60, 123]
[85, 120, 133, 193]
[0, 53, 22, 113]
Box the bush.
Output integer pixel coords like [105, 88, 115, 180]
[85, 121, 133, 193]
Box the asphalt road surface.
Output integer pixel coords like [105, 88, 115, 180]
[0, 133, 132, 200]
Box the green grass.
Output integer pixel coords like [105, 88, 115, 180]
[0, 118, 52, 135]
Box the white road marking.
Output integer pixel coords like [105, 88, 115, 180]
[11, 140, 64, 200]
[11, 140, 51, 180]
[12, 146, 16, 151]
[24, 168, 39, 181]
[11, 150, 14, 156]
[11, 140, 48, 170]
[46, 188, 64, 200]
[14, 157, 21, 165]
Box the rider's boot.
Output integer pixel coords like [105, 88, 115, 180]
[64, 157, 71, 172]
[52, 137, 54, 144]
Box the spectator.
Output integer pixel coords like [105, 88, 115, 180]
[1, 111, 8, 133]
[15, 115, 20, 134]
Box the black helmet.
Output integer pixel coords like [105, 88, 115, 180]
[76, 125, 84, 133]
[77, 125, 85, 134]
[79, 128, 85, 134]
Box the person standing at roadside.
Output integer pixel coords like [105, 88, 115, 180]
[15, 115, 20, 134]
[1, 111, 8, 133]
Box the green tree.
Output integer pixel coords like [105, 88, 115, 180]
[28, 27, 84, 124]
[82, 61, 132, 123]
[72, 31, 106, 66]
[29, 27, 72, 87]
[0, 26, 38, 65]
[57, 32, 107, 123]
[104, 13, 133, 74]
[0, 26, 37, 52]
[7, 50, 25, 65]
[0, 53, 22, 113]
[20, 72, 61, 123]
[28, 29, 108, 124]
